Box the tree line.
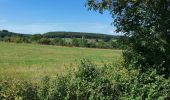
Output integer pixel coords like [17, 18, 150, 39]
[43, 31, 116, 39]
[0, 30, 125, 49]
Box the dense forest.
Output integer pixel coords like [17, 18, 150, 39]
[43, 31, 115, 39]
[0, 30, 125, 49]
[0, 30, 30, 38]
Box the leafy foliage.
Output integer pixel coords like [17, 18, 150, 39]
[0, 60, 170, 99]
[0, 79, 38, 100]
[86, 0, 170, 99]
[122, 69, 170, 99]
[86, 0, 170, 77]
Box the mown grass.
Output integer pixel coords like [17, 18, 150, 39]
[0, 42, 122, 81]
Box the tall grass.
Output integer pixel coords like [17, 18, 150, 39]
[1, 60, 170, 99]
[0, 42, 122, 81]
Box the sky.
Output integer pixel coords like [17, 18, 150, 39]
[0, 0, 117, 35]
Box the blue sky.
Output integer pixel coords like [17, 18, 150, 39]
[0, 0, 116, 34]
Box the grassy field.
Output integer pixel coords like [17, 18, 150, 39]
[0, 42, 122, 81]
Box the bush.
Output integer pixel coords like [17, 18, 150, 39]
[1, 60, 169, 99]
[31, 34, 42, 42]
[36, 60, 129, 100]
[38, 76, 51, 100]
[72, 38, 79, 47]
[51, 38, 67, 46]
[3, 36, 11, 42]
[0, 79, 38, 100]
[122, 69, 170, 99]
[38, 38, 51, 45]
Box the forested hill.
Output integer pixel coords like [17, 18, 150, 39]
[43, 31, 115, 39]
[0, 30, 120, 39]
[0, 30, 126, 49]
[0, 30, 30, 38]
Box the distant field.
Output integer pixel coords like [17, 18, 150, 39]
[0, 42, 122, 81]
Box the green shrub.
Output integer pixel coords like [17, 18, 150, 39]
[122, 69, 170, 100]
[31, 34, 43, 42]
[1, 60, 169, 99]
[38, 38, 51, 45]
[3, 36, 11, 42]
[0, 79, 38, 100]
[36, 60, 128, 100]
[72, 38, 79, 47]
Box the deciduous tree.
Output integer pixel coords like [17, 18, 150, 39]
[86, 0, 170, 77]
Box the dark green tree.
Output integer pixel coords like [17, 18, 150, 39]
[52, 38, 66, 46]
[58, 38, 66, 46]
[86, 0, 170, 77]
[72, 38, 79, 47]
[79, 37, 88, 47]
[51, 38, 60, 45]
[38, 38, 51, 45]
[31, 34, 42, 42]
[97, 41, 107, 48]
[1, 30, 9, 32]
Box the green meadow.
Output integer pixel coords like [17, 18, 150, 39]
[0, 42, 122, 81]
